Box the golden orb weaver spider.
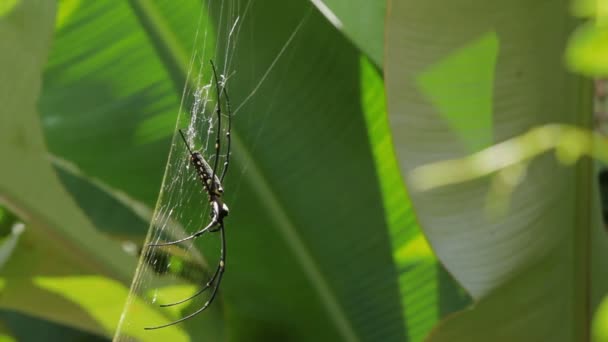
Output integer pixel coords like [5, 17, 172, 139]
[145, 60, 231, 330]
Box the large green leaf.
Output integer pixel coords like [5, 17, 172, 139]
[116, 1, 407, 340]
[0, 0, 120, 326]
[360, 57, 470, 341]
[0, 1, 194, 340]
[385, 0, 608, 341]
[0, 0, 473, 339]
[33, 0, 473, 340]
[0, 0, 138, 280]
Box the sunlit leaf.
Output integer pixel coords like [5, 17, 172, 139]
[0, 0, 175, 338]
[311, 0, 385, 67]
[386, 0, 608, 341]
[567, 22, 608, 77]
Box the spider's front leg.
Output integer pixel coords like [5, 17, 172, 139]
[147, 216, 219, 247]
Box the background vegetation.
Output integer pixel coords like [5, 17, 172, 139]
[0, 0, 606, 341]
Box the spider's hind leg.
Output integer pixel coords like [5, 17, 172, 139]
[209, 60, 223, 182]
[219, 87, 232, 183]
[159, 252, 222, 307]
[147, 218, 218, 247]
[144, 223, 226, 330]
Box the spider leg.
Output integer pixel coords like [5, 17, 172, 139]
[144, 223, 226, 330]
[209, 60, 222, 181]
[147, 217, 218, 247]
[159, 221, 225, 307]
[219, 87, 231, 183]
[159, 262, 220, 307]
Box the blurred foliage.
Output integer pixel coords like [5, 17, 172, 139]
[311, 0, 385, 67]
[595, 295, 608, 342]
[567, 0, 608, 76]
[386, 0, 608, 341]
[567, 22, 608, 76]
[0, 0, 467, 341]
[3, 0, 605, 341]
[409, 124, 608, 192]
[0, 309, 108, 342]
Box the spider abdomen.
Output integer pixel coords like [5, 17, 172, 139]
[191, 152, 224, 195]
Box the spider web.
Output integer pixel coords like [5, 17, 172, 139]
[113, 0, 311, 339]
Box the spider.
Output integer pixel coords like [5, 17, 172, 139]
[145, 60, 231, 330]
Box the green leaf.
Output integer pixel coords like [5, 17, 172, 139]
[386, 0, 608, 341]
[360, 56, 470, 341]
[567, 21, 608, 77]
[0, 0, 19, 18]
[310, 0, 385, 67]
[0, 309, 106, 342]
[0, 327, 16, 342]
[108, 1, 406, 339]
[35, 0, 465, 340]
[594, 294, 608, 342]
[0, 223, 24, 269]
[0, 0, 184, 339]
[0, 0, 138, 282]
